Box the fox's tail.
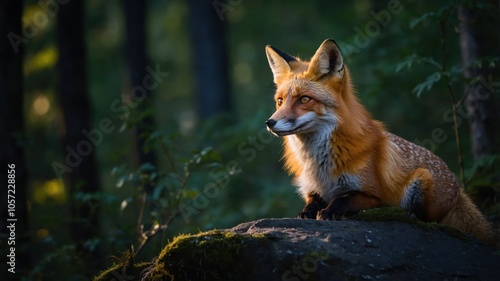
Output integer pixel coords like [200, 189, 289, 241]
[440, 189, 495, 246]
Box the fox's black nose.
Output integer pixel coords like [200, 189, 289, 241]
[265, 119, 277, 128]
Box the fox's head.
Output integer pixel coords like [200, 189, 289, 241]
[265, 39, 349, 137]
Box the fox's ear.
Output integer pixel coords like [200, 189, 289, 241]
[306, 39, 344, 79]
[265, 45, 296, 84]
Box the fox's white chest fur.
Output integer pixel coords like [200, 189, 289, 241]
[287, 130, 361, 202]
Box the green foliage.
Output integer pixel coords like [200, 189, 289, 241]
[471, 56, 500, 69]
[399, 0, 500, 216]
[413, 72, 442, 97]
[109, 126, 229, 257]
[396, 54, 441, 72]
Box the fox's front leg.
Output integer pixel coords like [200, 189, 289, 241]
[297, 193, 328, 219]
[317, 192, 381, 220]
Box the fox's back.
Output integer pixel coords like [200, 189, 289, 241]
[385, 132, 460, 210]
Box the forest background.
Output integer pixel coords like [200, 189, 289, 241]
[1, 0, 499, 279]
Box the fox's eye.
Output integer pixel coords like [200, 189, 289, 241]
[277, 98, 283, 106]
[300, 96, 311, 104]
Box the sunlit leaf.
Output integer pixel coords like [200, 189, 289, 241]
[116, 176, 126, 188]
[120, 199, 128, 211]
[153, 221, 160, 230]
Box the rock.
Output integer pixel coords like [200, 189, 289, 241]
[94, 208, 500, 281]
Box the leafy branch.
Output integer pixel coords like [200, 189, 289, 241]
[112, 131, 223, 258]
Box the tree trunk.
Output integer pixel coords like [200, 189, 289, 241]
[458, 4, 495, 161]
[56, 0, 101, 268]
[188, 0, 231, 119]
[123, 0, 157, 193]
[0, 0, 31, 272]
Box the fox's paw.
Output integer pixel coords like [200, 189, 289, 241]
[317, 197, 349, 220]
[316, 208, 334, 220]
[316, 206, 344, 220]
[297, 211, 317, 219]
[298, 193, 328, 219]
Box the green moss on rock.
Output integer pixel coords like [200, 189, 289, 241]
[93, 262, 149, 281]
[147, 230, 268, 280]
[93, 230, 272, 281]
[352, 207, 413, 223]
[352, 207, 468, 240]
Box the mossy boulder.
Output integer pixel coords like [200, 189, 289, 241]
[142, 231, 270, 280]
[94, 208, 500, 280]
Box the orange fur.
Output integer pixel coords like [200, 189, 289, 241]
[265, 39, 494, 244]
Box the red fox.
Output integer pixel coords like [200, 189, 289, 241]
[265, 39, 494, 244]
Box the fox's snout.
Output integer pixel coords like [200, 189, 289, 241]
[265, 118, 277, 128]
[266, 117, 285, 137]
[265, 115, 292, 136]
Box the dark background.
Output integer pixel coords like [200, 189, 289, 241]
[1, 0, 499, 279]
